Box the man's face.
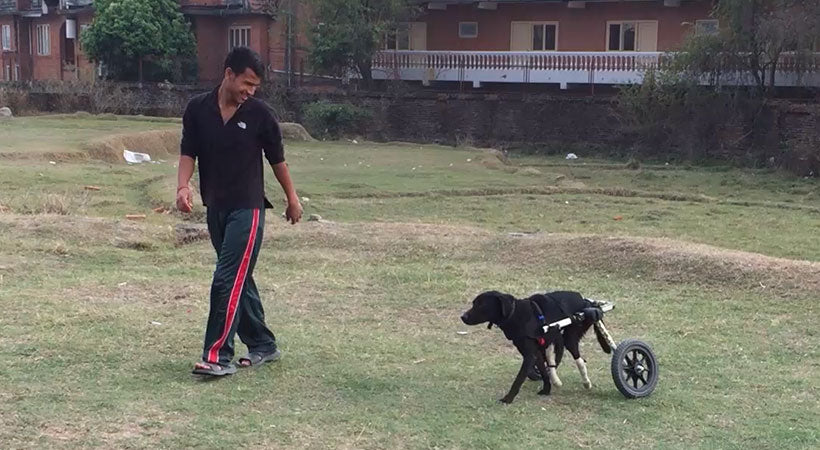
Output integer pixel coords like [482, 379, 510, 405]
[224, 67, 261, 105]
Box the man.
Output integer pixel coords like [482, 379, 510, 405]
[177, 47, 302, 376]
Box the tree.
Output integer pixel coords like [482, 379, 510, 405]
[675, 0, 820, 94]
[308, 0, 417, 83]
[81, 0, 196, 84]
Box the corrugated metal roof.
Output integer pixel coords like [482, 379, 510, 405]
[416, 0, 686, 4]
[0, 0, 17, 14]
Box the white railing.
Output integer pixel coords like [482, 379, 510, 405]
[372, 50, 820, 88]
[374, 51, 665, 72]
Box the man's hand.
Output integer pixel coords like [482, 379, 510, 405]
[176, 186, 193, 213]
[285, 199, 302, 224]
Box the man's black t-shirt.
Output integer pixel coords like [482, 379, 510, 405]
[180, 87, 284, 210]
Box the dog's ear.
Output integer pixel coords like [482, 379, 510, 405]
[497, 293, 515, 319]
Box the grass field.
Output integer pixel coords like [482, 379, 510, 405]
[0, 115, 818, 449]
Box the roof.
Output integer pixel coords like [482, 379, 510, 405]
[415, 0, 700, 4]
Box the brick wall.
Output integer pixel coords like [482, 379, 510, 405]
[4, 82, 818, 176]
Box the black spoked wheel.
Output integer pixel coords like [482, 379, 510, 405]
[611, 339, 658, 398]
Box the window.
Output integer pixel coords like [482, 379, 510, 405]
[695, 19, 719, 36]
[608, 22, 636, 51]
[1, 25, 11, 51]
[385, 22, 427, 51]
[79, 24, 89, 50]
[385, 24, 410, 50]
[459, 22, 478, 39]
[3, 65, 9, 81]
[532, 24, 557, 51]
[229, 26, 250, 50]
[607, 21, 657, 51]
[36, 24, 50, 55]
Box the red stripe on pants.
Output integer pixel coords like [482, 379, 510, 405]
[207, 209, 260, 363]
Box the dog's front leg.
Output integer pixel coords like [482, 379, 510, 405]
[535, 351, 552, 396]
[500, 341, 534, 404]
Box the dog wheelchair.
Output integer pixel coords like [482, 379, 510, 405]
[541, 300, 658, 398]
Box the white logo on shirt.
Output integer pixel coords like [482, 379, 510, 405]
[237, 122, 247, 129]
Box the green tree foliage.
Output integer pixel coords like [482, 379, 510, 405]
[81, 0, 196, 83]
[308, 0, 417, 83]
[675, 0, 820, 94]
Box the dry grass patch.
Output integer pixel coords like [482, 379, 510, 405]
[84, 129, 181, 162]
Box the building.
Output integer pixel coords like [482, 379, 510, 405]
[372, 0, 819, 89]
[0, 0, 95, 82]
[180, 0, 309, 83]
[0, 0, 308, 83]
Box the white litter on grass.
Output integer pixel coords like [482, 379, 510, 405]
[466, 158, 472, 162]
[566, 153, 578, 160]
[150, 321, 162, 326]
[123, 149, 152, 164]
[352, 139, 359, 144]
[456, 331, 469, 335]
[301, 197, 310, 203]
[118, 282, 127, 287]
[49, 161, 57, 165]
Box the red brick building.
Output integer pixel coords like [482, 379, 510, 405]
[0, 0, 309, 83]
[407, 0, 716, 53]
[0, 1, 96, 82]
[373, 0, 818, 89]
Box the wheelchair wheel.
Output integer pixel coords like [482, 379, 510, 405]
[611, 339, 658, 398]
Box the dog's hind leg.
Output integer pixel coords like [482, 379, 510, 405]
[545, 344, 563, 387]
[574, 358, 592, 389]
[565, 335, 592, 389]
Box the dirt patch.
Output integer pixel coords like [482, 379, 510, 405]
[5, 215, 818, 296]
[280, 122, 316, 141]
[0, 214, 174, 249]
[497, 233, 820, 294]
[175, 223, 210, 246]
[516, 167, 543, 176]
[269, 221, 820, 295]
[332, 186, 820, 214]
[84, 129, 181, 163]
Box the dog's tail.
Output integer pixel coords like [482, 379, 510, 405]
[593, 321, 612, 354]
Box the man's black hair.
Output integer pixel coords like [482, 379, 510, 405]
[224, 46, 266, 80]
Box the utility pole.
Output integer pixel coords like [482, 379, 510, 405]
[284, 0, 294, 88]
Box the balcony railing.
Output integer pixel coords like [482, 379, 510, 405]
[372, 50, 820, 88]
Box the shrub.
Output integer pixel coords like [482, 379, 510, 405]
[303, 101, 371, 139]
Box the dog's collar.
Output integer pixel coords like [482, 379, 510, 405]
[489, 299, 517, 329]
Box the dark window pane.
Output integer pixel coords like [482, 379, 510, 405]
[545, 24, 556, 50]
[397, 29, 410, 50]
[623, 22, 636, 51]
[532, 24, 544, 51]
[609, 24, 621, 51]
[459, 22, 477, 38]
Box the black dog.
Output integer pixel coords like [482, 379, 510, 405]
[460, 290, 610, 403]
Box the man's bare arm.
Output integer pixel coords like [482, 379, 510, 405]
[271, 161, 302, 224]
[176, 155, 196, 212]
